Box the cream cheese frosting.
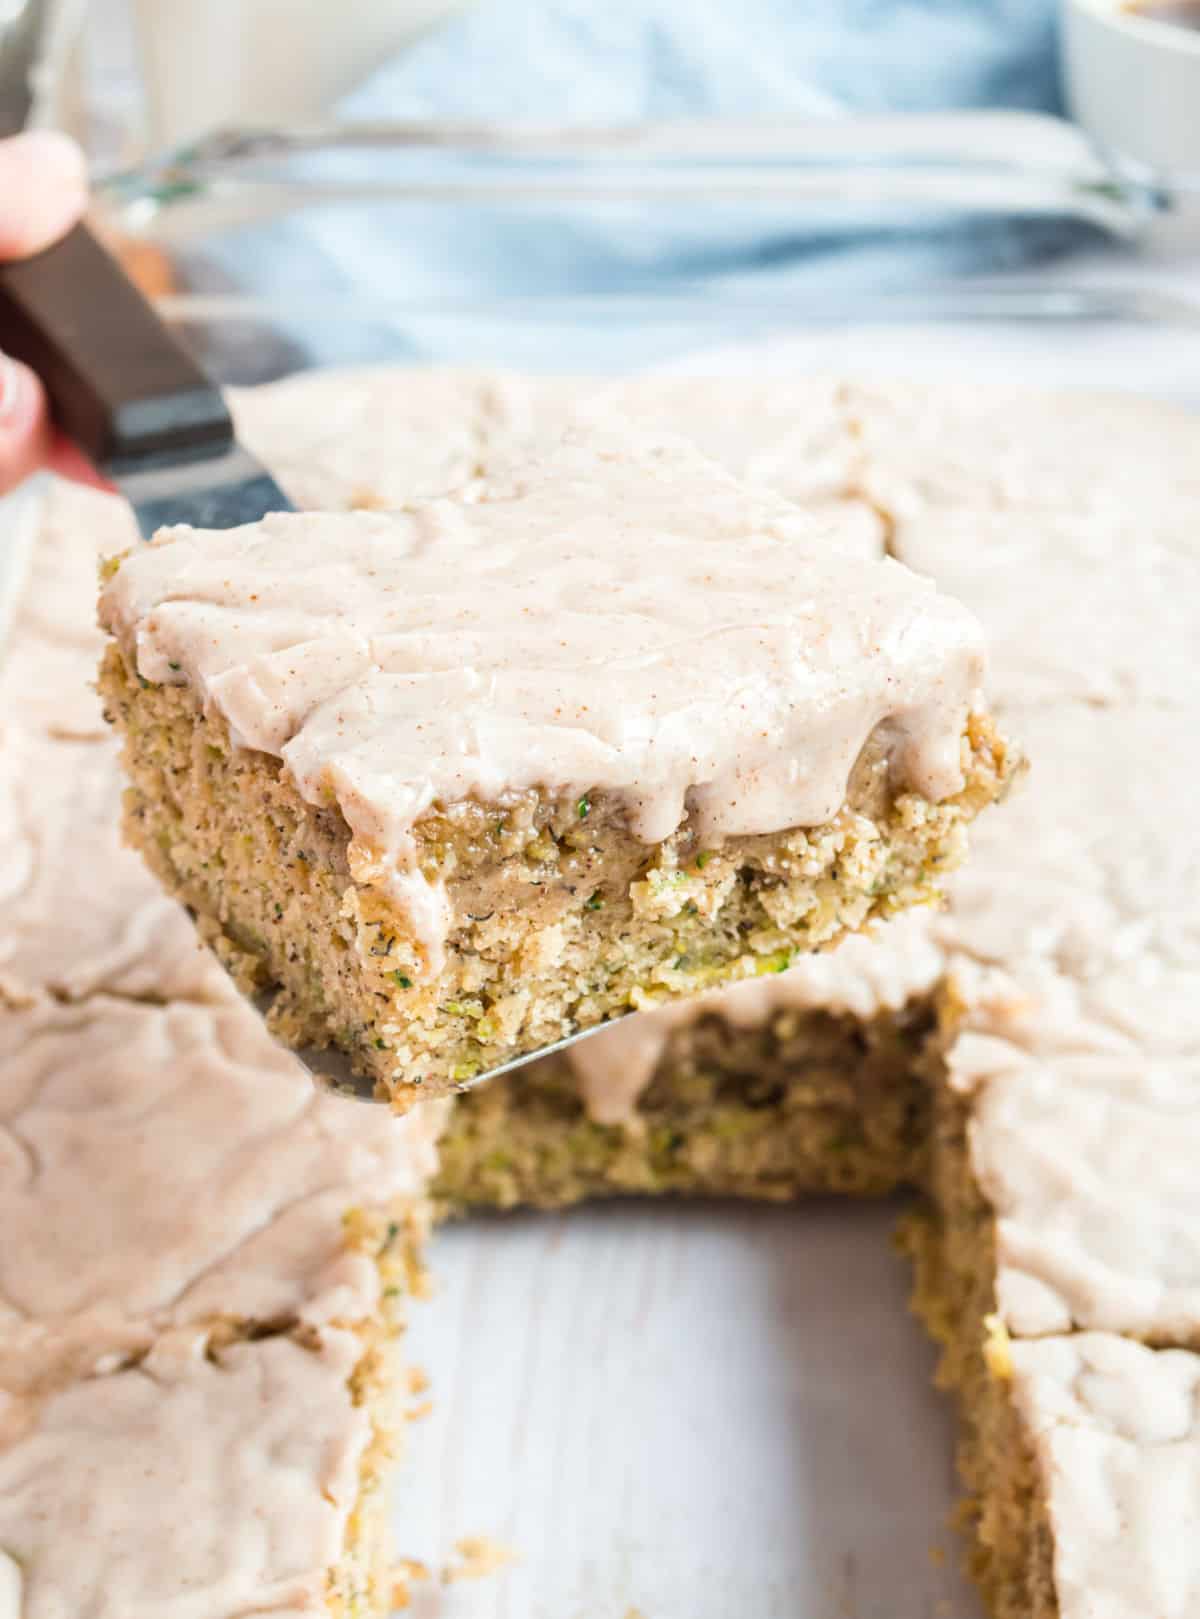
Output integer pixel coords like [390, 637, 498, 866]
[560, 375, 865, 510]
[0, 995, 446, 1394]
[0, 1326, 373, 1619]
[0, 724, 233, 1007]
[100, 432, 986, 973]
[890, 507, 1200, 711]
[844, 381, 1200, 521]
[231, 367, 883, 560]
[1010, 1333, 1200, 1619]
[229, 365, 496, 510]
[937, 703, 1200, 983]
[946, 963, 1200, 1344]
[481, 370, 884, 557]
[1, 478, 137, 741]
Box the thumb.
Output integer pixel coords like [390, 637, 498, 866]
[0, 355, 114, 493]
[0, 131, 88, 258]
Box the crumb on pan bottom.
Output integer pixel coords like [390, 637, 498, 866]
[100, 644, 1014, 1109]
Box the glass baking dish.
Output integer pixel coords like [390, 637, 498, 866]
[64, 122, 1200, 1619]
[94, 112, 1200, 392]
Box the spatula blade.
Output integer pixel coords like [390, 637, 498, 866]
[119, 444, 293, 537]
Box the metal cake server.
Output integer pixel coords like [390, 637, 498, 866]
[246, 985, 628, 1105]
[0, 223, 291, 534]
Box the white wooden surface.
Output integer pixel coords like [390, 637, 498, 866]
[394, 1198, 982, 1619]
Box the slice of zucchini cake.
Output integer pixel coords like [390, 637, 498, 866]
[945, 1329, 1200, 1619]
[0, 1324, 402, 1619]
[0, 972, 442, 1619]
[0, 993, 443, 1394]
[99, 431, 1012, 1109]
[902, 959, 1200, 1619]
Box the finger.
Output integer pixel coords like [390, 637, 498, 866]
[0, 353, 53, 490]
[0, 131, 88, 259]
[47, 430, 114, 491]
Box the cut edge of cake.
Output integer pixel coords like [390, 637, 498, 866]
[99, 640, 1014, 1109]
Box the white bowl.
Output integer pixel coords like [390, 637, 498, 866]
[1062, 0, 1200, 175]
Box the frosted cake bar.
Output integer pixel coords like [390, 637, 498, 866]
[99, 431, 1011, 1108]
[0, 988, 444, 1617]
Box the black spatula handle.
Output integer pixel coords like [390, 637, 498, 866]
[0, 221, 232, 475]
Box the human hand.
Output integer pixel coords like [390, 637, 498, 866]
[0, 131, 92, 492]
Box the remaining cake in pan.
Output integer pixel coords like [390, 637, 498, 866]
[11, 367, 1200, 1619]
[0, 1000, 441, 1619]
[840, 379, 1200, 521]
[0, 1326, 402, 1619]
[228, 365, 504, 511]
[99, 431, 1012, 1109]
[902, 957, 1200, 1619]
[962, 1331, 1200, 1619]
[0, 477, 136, 741]
[0, 993, 443, 1396]
[0, 985, 443, 1619]
[0, 478, 442, 1619]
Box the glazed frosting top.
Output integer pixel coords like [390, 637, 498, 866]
[1010, 1333, 1200, 1619]
[2, 478, 137, 741]
[229, 365, 494, 510]
[0, 1327, 371, 1619]
[938, 702, 1200, 983]
[845, 379, 1200, 521]
[890, 506, 1200, 712]
[0, 995, 446, 1394]
[101, 432, 986, 970]
[944, 960, 1200, 1346]
[232, 367, 883, 552]
[0, 723, 234, 1007]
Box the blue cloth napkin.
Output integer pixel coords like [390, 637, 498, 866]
[349, 0, 1063, 123]
[198, 0, 1081, 372]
